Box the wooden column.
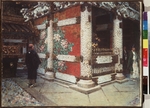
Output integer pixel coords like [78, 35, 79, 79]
[80, 6, 92, 78]
[70, 5, 101, 93]
[113, 16, 125, 80]
[44, 19, 54, 80]
[77, 5, 96, 88]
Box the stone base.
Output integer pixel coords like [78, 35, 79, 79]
[77, 79, 96, 88]
[41, 72, 54, 81]
[116, 78, 129, 83]
[70, 84, 101, 94]
[115, 73, 125, 80]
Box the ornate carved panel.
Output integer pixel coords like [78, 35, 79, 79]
[2, 45, 21, 56]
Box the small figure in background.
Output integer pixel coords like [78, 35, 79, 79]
[123, 46, 129, 77]
[127, 45, 139, 80]
[25, 44, 41, 87]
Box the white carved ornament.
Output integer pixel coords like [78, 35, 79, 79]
[21, 2, 139, 22]
[93, 66, 115, 74]
[20, 2, 51, 22]
[96, 56, 113, 64]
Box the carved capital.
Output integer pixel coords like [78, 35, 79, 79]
[81, 2, 91, 12]
[76, 16, 81, 24]
[87, 5, 92, 12]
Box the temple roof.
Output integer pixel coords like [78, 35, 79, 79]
[2, 22, 35, 39]
[19, 1, 141, 22]
[2, 1, 141, 22]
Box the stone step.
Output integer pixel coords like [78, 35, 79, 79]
[54, 79, 74, 87]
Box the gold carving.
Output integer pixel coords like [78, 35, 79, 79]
[45, 52, 50, 59]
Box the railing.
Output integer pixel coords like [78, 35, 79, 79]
[92, 48, 117, 76]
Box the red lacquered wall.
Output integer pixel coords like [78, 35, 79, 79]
[62, 24, 80, 77]
[54, 5, 81, 77]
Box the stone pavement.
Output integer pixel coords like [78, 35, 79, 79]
[2, 70, 142, 107]
[2, 78, 43, 107]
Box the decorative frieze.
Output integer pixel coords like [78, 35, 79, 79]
[96, 56, 113, 64]
[99, 2, 117, 11]
[116, 2, 140, 20]
[92, 55, 118, 67]
[3, 46, 21, 55]
[92, 66, 115, 75]
[21, 2, 140, 22]
[20, 2, 51, 22]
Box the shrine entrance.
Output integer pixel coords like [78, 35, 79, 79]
[91, 6, 118, 84]
[122, 18, 140, 52]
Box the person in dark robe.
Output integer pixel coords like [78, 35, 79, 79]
[25, 44, 41, 87]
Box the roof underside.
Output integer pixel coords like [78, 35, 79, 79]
[16, 1, 141, 22]
[2, 23, 34, 39]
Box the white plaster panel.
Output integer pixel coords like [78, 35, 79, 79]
[38, 53, 46, 58]
[57, 17, 77, 27]
[56, 55, 76, 62]
[96, 56, 113, 64]
[55, 72, 76, 83]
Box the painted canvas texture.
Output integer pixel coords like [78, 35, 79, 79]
[1, 1, 143, 107]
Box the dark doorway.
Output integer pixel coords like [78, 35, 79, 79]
[122, 19, 140, 53]
[92, 6, 114, 49]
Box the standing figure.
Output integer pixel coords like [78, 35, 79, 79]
[123, 46, 128, 77]
[25, 44, 41, 87]
[127, 45, 139, 79]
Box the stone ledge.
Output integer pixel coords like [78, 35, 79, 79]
[40, 75, 54, 81]
[54, 82, 70, 88]
[69, 84, 101, 94]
